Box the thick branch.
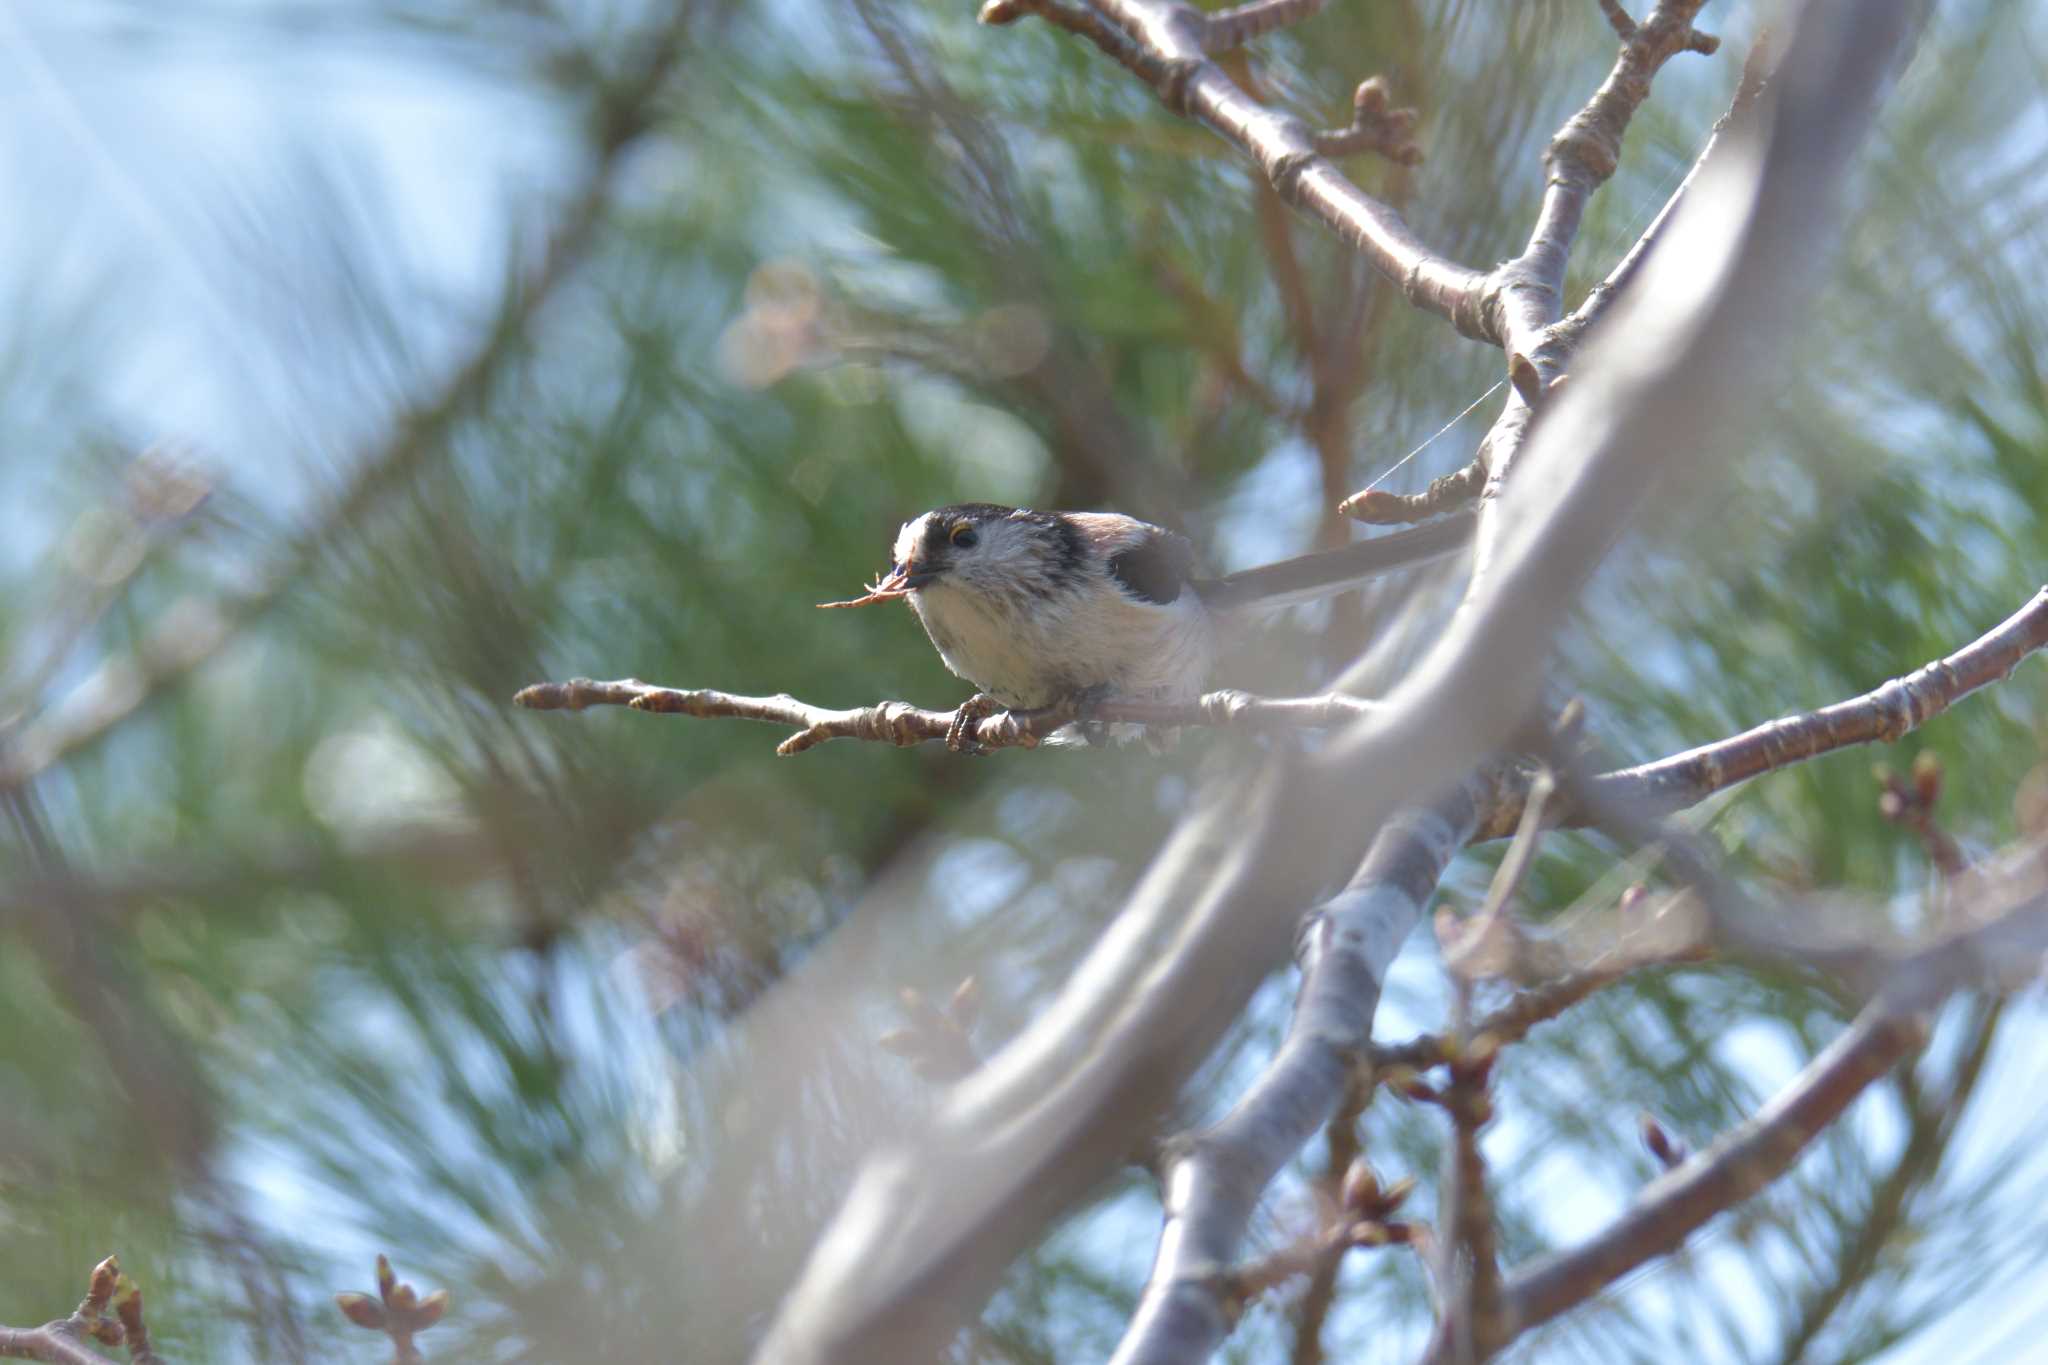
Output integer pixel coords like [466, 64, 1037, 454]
[1111, 786, 1482, 1364]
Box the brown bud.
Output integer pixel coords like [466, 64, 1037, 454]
[1353, 77, 1389, 115]
[948, 975, 981, 1026]
[336, 1291, 387, 1331]
[390, 1282, 419, 1313]
[876, 1028, 923, 1058]
[1349, 1220, 1390, 1246]
[376, 1254, 397, 1301]
[1639, 1112, 1687, 1169]
[1339, 1160, 1380, 1213]
[412, 1289, 450, 1330]
[1398, 1076, 1440, 1104]
[979, 0, 1026, 23]
[1912, 750, 1943, 807]
[88, 1255, 121, 1309]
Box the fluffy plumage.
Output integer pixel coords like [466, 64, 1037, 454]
[890, 505, 1215, 708]
[858, 503, 1475, 714]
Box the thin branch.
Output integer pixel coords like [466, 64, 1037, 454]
[990, 0, 1492, 336]
[0, 7, 698, 797]
[1543, 586, 2048, 836]
[1548, 34, 1775, 362]
[1496, 880, 2048, 1343]
[1328, 0, 1718, 522]
[1773, 1001, 1999, 1362]
[1372, 935, 1709, 1075]
[1490, 0, 1719, 374]
[1111, 785, 1483, 1365]
[1425, 1029, 1504, 1365]
[1338, 461, 1490, 526]
[0, 1256, 147, 1365]
[1287, 1079, 1368, 1365]
[513, 678, 1376, 754]
[1450, 767, 1554, 976]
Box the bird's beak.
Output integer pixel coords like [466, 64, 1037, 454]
[817, 562, 937, 609]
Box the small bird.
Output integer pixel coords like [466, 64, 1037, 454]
[820, 503, 1474, 748]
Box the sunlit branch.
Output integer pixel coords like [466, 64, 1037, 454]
[513, 678, 1377, 754]
[1493, 1, 1718, 376]
[0, 1256, 160, 1365]
[1372, 934, 1709, 1076]
[1496, 880, 2048, 1344]
[986, 0, 1492, 336]
[1476, 585, 2048, 840]
[1111, 787, 1482, 1364]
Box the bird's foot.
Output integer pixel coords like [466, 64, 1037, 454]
[946, 693, 1006, 754]
[1070, 684, 1115, 747]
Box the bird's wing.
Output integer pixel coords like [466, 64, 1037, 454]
[1063, 513, 1198, 605]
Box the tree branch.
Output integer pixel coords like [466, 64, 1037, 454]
[987, 0, 1491, 335]
[1491, 1, 1718, 375]
[513, 678, 1376, 753]
[1496, 877, 2048, 1344]
[1111, 785, 1482, 1364]
[1482, 585, 2048, 839]
[0, 1256, 155, 1365]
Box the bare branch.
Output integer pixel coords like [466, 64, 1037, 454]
[1310, 77, 1423, 167]
[1492, 0, 1719, 375]
[513, 678, 1377, 754]
[1338, 461, 1489, 526]
[0, 1256, 140, 1365]
[1373, 933, 1708, 1076]
[990, 0, 1491, 335]
[1546, 586, 2048, 835]
[1497, 879, 2048, 1342]
[1112, 786, 1483, 1364]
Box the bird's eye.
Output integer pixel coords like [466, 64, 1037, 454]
[949, 523, 979, 548]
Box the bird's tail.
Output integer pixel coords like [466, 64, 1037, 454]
[1191, 510, 1475, 612]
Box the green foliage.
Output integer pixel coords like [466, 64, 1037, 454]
[0, 1, 2043, 1361]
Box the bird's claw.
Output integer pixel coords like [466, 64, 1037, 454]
[947, 694, 1005, 754]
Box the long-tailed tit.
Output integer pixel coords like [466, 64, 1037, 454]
[821, 503, 1473, 746]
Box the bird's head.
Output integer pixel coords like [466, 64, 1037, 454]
[819, 504, 1083, 610]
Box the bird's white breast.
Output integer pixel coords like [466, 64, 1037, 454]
[909, 578, 1215, 709]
